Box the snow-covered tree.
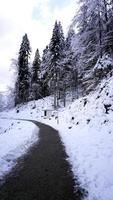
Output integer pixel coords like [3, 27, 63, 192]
[30, 48, 42, 100]
[64, 29, 78, 100]
[15, 33, 31, 105]
[49, 21, 65, 108]
[41, 46, 50, 76]
[32, 49, 41, 83]
[103, 0, 113, 55]
[70, 0, 113, 96]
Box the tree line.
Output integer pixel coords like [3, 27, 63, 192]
[14, 0, 113, 109]
[14, 21, 76, 108]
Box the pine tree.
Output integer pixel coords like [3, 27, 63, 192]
[40, 46, 50, 97]
[41, 46, 49, 74]
[15, 33, 31, 105]
[32, 49, 41, 83]
[41, 45, 51, 82]
[31, 49, 42, 100]
[31, 48, 41, 100]
[65, 29, 78, 101]
[49, 21, 65, 109]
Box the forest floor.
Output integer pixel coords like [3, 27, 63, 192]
[0, 121, 86, 200]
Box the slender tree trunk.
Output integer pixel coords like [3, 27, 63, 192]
[54, 81, 57, 110]
[63, 82, 66, 107]
[56, 69, 59, 108]
[112, 0, 113, 11]
[98, 1, 102, 58]
[103, 0, 111, 53]
[104, 0, 109, 32]
[54, 65, 57, 110]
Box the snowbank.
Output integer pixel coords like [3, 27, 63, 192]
[0, 118, 39, 181]
[0, 96, 53, 181]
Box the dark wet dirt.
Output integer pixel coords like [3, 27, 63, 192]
[0, 121, 86, 200]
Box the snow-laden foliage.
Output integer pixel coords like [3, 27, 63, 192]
[94, 54, 113, 71]
[30, 48, 42, 100]
[70, 0, 113, 96]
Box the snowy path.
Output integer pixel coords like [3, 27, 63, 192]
[0, 120, 86, 200]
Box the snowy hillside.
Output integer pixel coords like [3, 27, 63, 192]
[0, 75, 113, 200]
[56, 76, 113, 200]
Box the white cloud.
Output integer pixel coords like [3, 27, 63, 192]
[0, 0, 78, 91]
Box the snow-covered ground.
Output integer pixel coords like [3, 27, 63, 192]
[0, 76, 113, 200]
[0, 97, 53, 181]
[0, 118, 39, 182]
[57, 77, 113, 200]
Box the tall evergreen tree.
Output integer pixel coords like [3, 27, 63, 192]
[32, 49, 41, 83]
[49, 21, 65, 109]
[64, 29, 78, 101]
[40, 46, 50, 97]
[30, 48, 41, 100]
[41, 45, 50, 81]
[31, 49, 42, 100]
[15, 33, 31, 105]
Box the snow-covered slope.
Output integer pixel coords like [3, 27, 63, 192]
[0, 76, 113, 200]
[56, 76, 113, 200]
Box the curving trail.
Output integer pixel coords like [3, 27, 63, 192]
[0, 120, 86, 200]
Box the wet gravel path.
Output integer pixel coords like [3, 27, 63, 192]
[0, 121, 85, 200]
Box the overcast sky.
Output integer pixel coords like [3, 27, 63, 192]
[0, 0, 78, 92]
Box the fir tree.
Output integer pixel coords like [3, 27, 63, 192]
[32, 49, 41, 83]
[49, 21, 65, 109]
[64, 29, 78, 100]
[31, 48, 41, 100]
[15, 33, 31, 105]
[41, 46, 50, 74]
[40, 46, 50, 97]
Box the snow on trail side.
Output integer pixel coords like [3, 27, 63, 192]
[0, 119, 39, 181]
[56, 77, 113, 200]
[0, 96, 53, 181]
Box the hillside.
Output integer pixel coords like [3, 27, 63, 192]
[0, 70, 113, 199]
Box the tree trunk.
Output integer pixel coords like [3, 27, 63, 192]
[63, 82, 66, 107]
[98, 1, 102, 58]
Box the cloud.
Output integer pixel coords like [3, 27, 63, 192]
[0, 18, 13, 37]
[47, 0, 70, 10]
